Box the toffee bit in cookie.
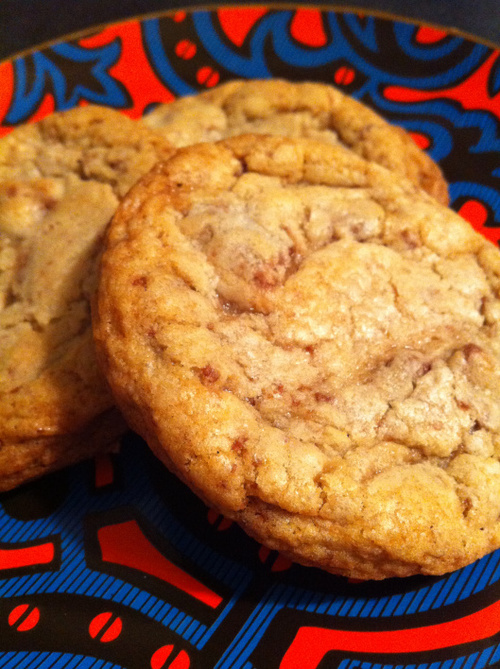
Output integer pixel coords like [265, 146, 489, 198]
[461, 497, 473, 518]
[195, 364, 220, 385]
[314, 392, 336, 404]
[253, 267, 279, 289]
[401, 228, 421, 249]
[231, 437, 248, 454]
[416, 361, 432, 377]
[132, 275, 148, 288]
[463, 343, 483, 359]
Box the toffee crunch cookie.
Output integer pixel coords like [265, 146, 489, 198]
[0, 105, 174, 491]
[144, 78, 449, 205]
[94, 135, 500, 579]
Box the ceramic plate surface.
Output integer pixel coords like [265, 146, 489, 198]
[1, 7, 500, 669]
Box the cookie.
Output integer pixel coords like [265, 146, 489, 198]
[0, 105, 174, 491]
[144, 78, 449, 204]
[94, 134, 500, 580]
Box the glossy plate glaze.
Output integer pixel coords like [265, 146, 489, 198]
[0, 8, 500, 669]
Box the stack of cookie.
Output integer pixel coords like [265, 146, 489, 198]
[3, 80, 500, 580]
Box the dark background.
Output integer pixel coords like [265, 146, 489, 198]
[1, 0, 499, 61]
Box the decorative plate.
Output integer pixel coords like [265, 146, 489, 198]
[1, 7, 500, 669]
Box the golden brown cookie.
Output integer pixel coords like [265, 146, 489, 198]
[0, 105, 174, 491]
[144, 78, 448, 204]
[94, 135, 500, 580]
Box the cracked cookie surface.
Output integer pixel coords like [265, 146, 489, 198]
[0, 105, 173, 490]
[94, 135, 500, 579]
[144, 78, 448, 205]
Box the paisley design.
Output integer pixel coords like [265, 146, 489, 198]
[4, 40, 131, 125]
[0, 7, 500, 669]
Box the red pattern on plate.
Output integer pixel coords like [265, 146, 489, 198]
[79, 21, 175, 117]
[217, 7, 268, 46]
[289, 9, 328, 46]
[384, 50, 500, 116]
[98, 520, 223, 608]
